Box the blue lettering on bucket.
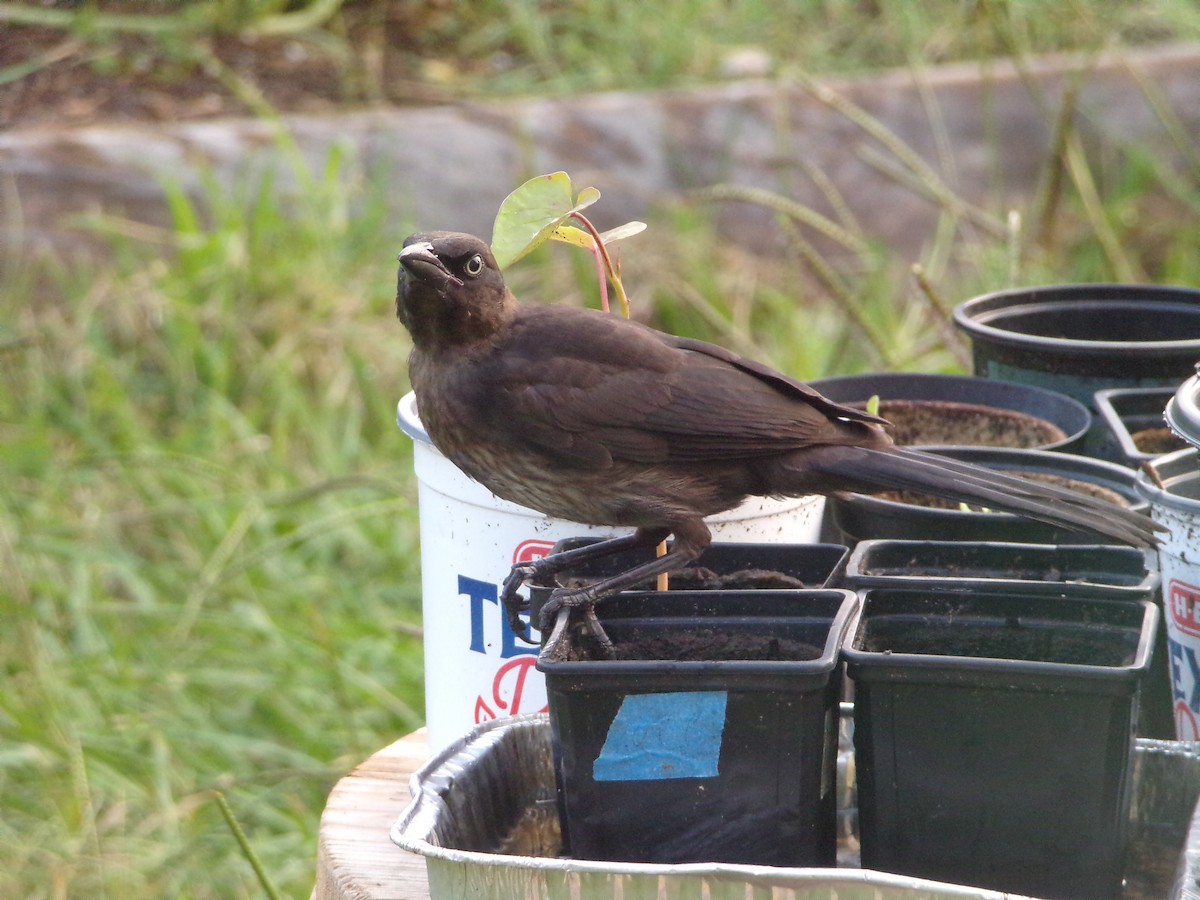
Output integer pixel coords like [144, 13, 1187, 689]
[593, 692, 728, 782]
[1168, 636, 1200, 711]
[457, 574, 536, 659]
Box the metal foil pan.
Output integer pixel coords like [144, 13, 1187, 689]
[393, 710, 1200, 900]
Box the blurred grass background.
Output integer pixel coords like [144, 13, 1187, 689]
[3, 1, 1200, 897]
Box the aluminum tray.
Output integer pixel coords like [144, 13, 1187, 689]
[393, 711, 1200, 900]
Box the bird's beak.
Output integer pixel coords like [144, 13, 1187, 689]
[398, 241, 464, 287]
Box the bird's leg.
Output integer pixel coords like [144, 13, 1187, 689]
[502, 527, 671, 643]
[539, 598, 617, 661]
[578, 607, 617, 659]
[537, 520, 712, 632]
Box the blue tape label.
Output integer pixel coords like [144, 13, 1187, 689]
[593, 691, 728, 782]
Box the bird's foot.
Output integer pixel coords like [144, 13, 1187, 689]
[539, 589, 615, 660]
[501, 563, 538, 645]
[501, 563, 535, 613]
[577, 606, 615, 659]
[537, 583, 606, 632]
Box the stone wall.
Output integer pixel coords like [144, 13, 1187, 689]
[3, 42, 1198, 260]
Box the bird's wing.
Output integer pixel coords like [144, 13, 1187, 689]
[485, 306, 885, 468]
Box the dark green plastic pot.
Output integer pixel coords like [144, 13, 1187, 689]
[843, 539, 1174, 739]
[829, 446, 1147, 547]
[953, 284, 1200, 408]
[808, 372, 1091, 452]
[537, 589, 858, 867]
[844, 539, 1156, 597]
[1094, 386, 1182, 466]
[845, 588, 1158, 899]
[528, 537, 849, 629]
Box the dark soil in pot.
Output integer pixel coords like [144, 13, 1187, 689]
[871, 399, 1066, 448]
[830, 446, 1147, 546]
[560, 566, 814, 592]
[809, 371, 1090, 451]
[558, 627, 825, 663]
[874, 470, 1131, 510]
[1132, 426, 1187, 455]
[1094, 386, 1179, 466]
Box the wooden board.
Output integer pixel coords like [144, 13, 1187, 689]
[312, 730, 432, 900]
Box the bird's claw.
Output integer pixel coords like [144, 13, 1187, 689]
[501, 563, 535, 613]
[501, 562, 539, 645]
[537, 584, 598, 632]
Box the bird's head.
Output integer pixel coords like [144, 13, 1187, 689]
[396, 231, 511, 350]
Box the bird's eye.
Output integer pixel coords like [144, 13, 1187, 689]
[464, 254, 485, 277]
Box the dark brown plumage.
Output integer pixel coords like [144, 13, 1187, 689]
[396, 231, 1160, 636]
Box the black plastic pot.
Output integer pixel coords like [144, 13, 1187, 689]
[1094, 386, 1183, 466]
[809, 371, 1091, 452]
[844, 588, 1158, 899]
[528, 537, 849, 627]
[953, 284, 1200, 408]
[844, 539, 1157, 598]
[829, 446, 1147, 546]
[844, 539, 1175, 739]
[536, 588, 858, 866]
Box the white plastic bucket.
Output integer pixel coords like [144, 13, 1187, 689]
[1136, 448, 1200, 740]
[397, 392, 827, 750]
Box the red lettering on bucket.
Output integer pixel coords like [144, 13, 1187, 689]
[513, 539, 557, 564]
[1169, 580, 1200, 638]
[474, 656, 547, 725]
[1177, 700, 1200, 742]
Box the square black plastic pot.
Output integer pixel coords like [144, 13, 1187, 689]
[844, 588, 1158, 900]
[843, 540, 1173, 739]
[536, 588, 858, 867]
[844, 539, 1157, 598]
[528, 537, 849, 627]
[1094, 386, 1184, 466]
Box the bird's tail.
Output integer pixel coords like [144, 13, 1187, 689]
[784, 444, 1161, 547]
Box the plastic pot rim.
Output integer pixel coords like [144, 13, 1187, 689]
[537, 589, 860, 679]
[843, 591, 1158, 683]
[1136, 447, 1200, 509]
[954, 283, 1200, 357]
[837, 446, 1147, 521]
[1094, 386, 1178, 464]
[808, 372, 1091, 451]
[844, 538, 1157, 598]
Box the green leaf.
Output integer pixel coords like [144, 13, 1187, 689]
[549, 221, 648, 252]
[549, 225, 596, 250]
[490, 172, 605, 269]
[598, 221, 647, 243]
[490, 172, 574, 269]
[573, 185, 601, 213]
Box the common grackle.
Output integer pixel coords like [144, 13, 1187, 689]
[395, 231, 1160, 639]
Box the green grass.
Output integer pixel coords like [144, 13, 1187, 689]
[1, 151, 427, 898]
[5, 0, 1200, 111]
